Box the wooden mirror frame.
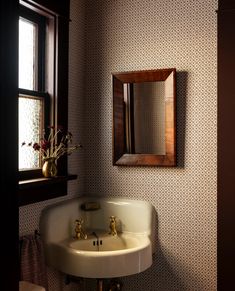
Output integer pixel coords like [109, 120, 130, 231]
[112, 68, 176, 166]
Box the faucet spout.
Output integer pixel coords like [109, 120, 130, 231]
[91, 231, 98, 240]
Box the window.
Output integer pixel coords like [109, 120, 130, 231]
[18, 0, 73, 206]
[18, 4, 49, 172]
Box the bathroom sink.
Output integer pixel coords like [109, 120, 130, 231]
[40, 197, 156, 278]
[47, 232, 152, 278]
[69, 232, 147, 252]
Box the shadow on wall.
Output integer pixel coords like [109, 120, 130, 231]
[126, 251, 187, 291]
[176, 71, 188, 169]
[119, 208, 185, 291]
[121, 207, 206, 291]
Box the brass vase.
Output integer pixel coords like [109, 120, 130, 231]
[42, 157, 57, 177]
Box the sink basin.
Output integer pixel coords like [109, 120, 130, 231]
[69, 232, 146, 252]
[40, 197, 156, 278]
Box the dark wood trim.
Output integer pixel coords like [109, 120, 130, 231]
[0, 0, 19, 289]
[22, 0, 70, 18]
[19, 169, 42, 180]
[218, 1, 235, 289]
[19, 175, 77, 206]
[219, 0, 235, 10]
[19, 88, 49, 97]
[112, 69, 176, 166]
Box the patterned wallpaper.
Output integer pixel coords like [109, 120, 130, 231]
[19, 0, 217, 290]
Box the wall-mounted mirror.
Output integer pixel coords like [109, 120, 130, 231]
[112, 68, 176, 166]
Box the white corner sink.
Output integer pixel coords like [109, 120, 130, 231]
[40, 196, 156, 278]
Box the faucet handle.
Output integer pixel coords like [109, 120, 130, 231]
[74, 218, 87, 239]
[109, 215, 117, 236]
[75, 218, 84, 224]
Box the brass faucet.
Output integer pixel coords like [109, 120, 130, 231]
[109, 216, 117, 236]
[74, 219, 87, 239]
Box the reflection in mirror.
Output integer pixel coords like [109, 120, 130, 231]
[112, 69, 176, 166]
[124, 81, 166, 155]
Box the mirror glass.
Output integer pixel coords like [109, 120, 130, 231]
[125, 81, 166, 155]
[112, 69, 176, 166]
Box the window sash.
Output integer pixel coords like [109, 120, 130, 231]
[19, 94, 44, 169]
[18, 89, 50, 173]
[18, 4, 49, 176]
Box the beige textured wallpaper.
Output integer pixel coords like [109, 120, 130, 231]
[84, 0, 217, 290]
[19, 0, 217, 290]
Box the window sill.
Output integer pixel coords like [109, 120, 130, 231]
[19, 174, 77, 206]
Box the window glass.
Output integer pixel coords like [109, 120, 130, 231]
[19, 96, 44, 169]
[19, 17, 37, 90]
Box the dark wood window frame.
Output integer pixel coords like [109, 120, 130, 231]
[19, 4, 51, 179]
[18, 0, 76, 206]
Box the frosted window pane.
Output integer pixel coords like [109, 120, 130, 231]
[19, 97, 43, 169]
[19, 18, 37, 90]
